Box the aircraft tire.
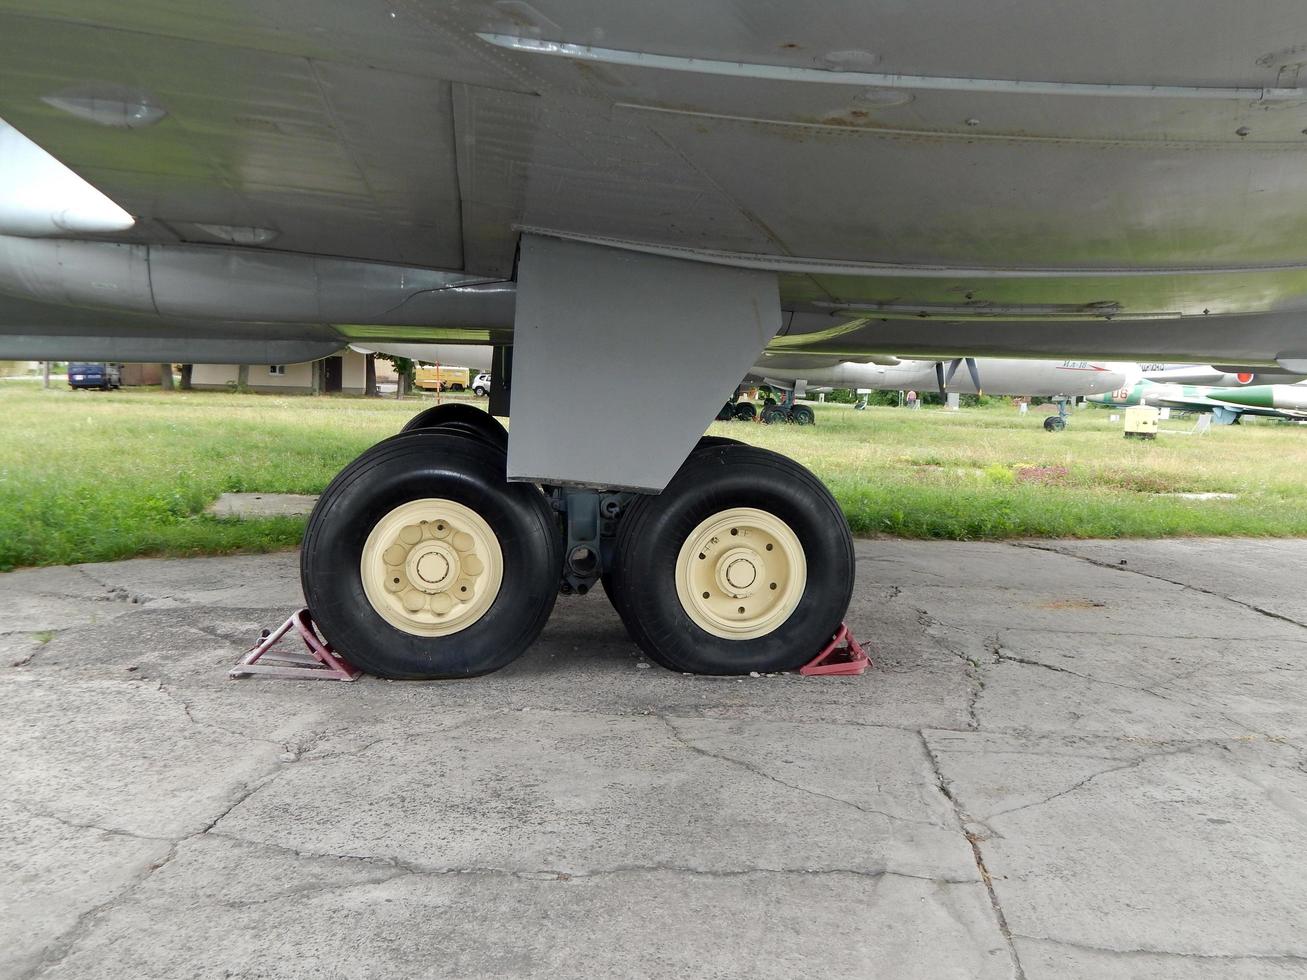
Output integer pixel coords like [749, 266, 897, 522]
[607, 442, 853, 674]
[791, 404, 815, 425]
[401, 403, 508, 450]
[1043, 415, 1066, 432]
[301, 431, 562, 679]
[733, 401, 757, 421]
[760, 404, 788, 425]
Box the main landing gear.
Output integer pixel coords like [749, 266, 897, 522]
[720, 388, 816, 425]
[300, 415, 855, 678]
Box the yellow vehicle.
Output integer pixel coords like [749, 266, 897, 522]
[413, 365, 471, 391]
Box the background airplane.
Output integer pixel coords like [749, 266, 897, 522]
[1088, 380, 1307, 424]
[735, 356, 1135, 425]
[1139, 364, 1307, 386]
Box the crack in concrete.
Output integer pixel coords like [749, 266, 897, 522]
[991, 649, 1174, 700]
[981, 743, 1209, 821]
[151, 680, 297, 757]
[7, 799, 175, 843]
[1014, 933, 1307, 962]
[17, 756, 294, 980]
[1013, 543, 1307, 633]
[658, 714, 943, 829]
[69, 565, 160, 606]
[920, 732, 1027, 980]
[206, 831, 977, 887]
[1000, 625, 1307, 643]
[911, 607, 988, 731]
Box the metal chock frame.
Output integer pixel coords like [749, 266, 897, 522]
[229, 608, 361, 682]
[800, 623, 871, 676]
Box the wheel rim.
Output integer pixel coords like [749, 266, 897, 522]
[360, 498, 503, 636]
[675, 507, 807, 640]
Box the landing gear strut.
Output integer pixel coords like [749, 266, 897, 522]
[1043, 398, 1071, 432]
[300, 419, 854, 678]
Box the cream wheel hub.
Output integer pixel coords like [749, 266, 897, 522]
[361, 499, 503, 636]
[717, 548, 760, 598]
[408, 543, 456, 591]
[676, 507, 807, 640]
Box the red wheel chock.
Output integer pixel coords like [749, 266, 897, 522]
[800, 623, 871, 676]
[229, 608, 360, 682]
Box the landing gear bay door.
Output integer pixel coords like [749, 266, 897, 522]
[509, 234, 780, 492]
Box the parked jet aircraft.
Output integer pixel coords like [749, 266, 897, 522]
[1206, 384, 1307, 415]
[4, 5, 1307, 678]
[1087, 380, 1307, 424]
[1139, 364, 1307, 386]
[739, 356, 1133, 424]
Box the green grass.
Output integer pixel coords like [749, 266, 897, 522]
[0, 387, 415, 570]
[3, 386, 1307, 570]
[718, 402, 1307, 540]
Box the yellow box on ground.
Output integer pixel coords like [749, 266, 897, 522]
[1123, 405, 1159, 440]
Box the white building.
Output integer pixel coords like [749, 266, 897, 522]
[191, 349, 370, 395]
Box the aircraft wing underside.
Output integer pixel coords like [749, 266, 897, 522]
[4, 2, 1307, 365]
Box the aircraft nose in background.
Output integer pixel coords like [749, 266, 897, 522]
[1206, 385, 1307, 410]
[1206, 386, 1272, 408]
[1094, 365, 1131, 393]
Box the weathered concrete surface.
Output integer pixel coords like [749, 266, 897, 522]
[2, 538, 1306, 979]
[207, 492, 320, 518]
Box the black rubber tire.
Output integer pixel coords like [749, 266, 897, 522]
[716, 401, 737, 422]
[607, 443, 854, 674]
[791, 404, 815, 425]
[300, 431, 562, 679]
[401, 403, 508, 450]
[473, 385, 487, 397]
[760, 405, 789, 425]
[733, 401, 758, 421]
[1043, 415, 1066, 432]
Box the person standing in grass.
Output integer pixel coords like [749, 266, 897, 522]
[906, 389, 919, 410]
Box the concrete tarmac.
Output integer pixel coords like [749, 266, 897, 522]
[2, 539, 1306, 979]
